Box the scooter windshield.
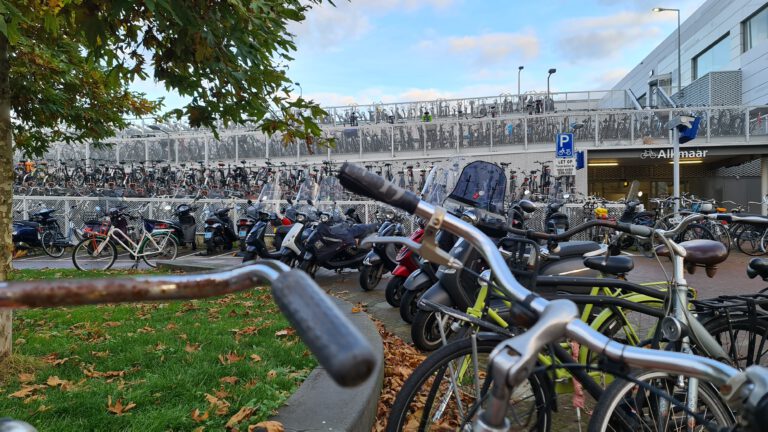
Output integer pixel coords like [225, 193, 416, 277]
[317, 176, 345, 221]
[420, 158, 463, 206]
[446, 161, 506, 214]
[253, 182, 282, 213]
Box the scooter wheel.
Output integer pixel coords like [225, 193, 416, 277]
[412, 310, 455, 352]
[298, 260, 317, 279]
[399, 289, 420, 324]
[385, 276, 406, 307]
[359, 264, 383, 292]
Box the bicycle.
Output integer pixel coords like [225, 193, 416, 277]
[336, 163, 768, 432]
[71, 204, 178, 270]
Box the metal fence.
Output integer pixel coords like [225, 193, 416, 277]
[13, 195, 627, 243]
[30, 105, 768, 166]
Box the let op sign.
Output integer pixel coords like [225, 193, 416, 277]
[555, 133, 575, 176]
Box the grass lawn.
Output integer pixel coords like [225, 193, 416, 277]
[0, 268, 315, 431]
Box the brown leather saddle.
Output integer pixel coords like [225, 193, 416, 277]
[655, 239, 729, 278]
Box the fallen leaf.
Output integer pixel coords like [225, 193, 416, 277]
[214, 387, 230, 399]
[103, 321, 122, 328]
[83, 368, 129, 379]
[225, 406, 255, 428]
[136, 326, 155, 334]
[46, 376, 74, 390]
[244, 379, 258, 389]
[219, 376, 239, 385]
[218, 352, 244, 365]
[41, 353, 72, 366]
[274, 328, 295, 337]
[90, 350, 110, 358]
[250, 354, 262, 363]
[107, 396, 137, 416]
[191, 408, 209, 422]
[185, 342, 201, 353]
[165, 323, 178, 330]
[153, 342, 167, 351]
[351, 306, 362, 313]
[267, 370, 277, 379]
[18, 373, 35, 383]
[249, 421, 285, 432]
[204, 393, 230, 416]
[9, 385, 45, 398]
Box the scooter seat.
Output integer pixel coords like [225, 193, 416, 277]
[15, 220, 39, 228]
[556, 241, 601, 257]
[747, 258, 768, 280]
[583, 256, 634, 275]
[350, 223, 378, 239]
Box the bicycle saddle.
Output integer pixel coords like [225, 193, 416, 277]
[583, 255, 634, 276]
[747, 258, 768, 280]
[655, 239, 728, 277]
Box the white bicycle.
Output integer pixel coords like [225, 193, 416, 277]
[71, 205, 178, 271]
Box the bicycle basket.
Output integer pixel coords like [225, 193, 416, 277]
[497, 236, 540, 291]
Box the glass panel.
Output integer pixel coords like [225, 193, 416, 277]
[360, 126, 390, 154]
[710, 107, 745, 138]
[633, 110, 670, 145]
[566, 114, 596, 144]
[146, 139, 172, 162]
[91, 143, 116, 162]
[238, 133, 267, 160]
[597, 112, 631, 146]
[744, 6, 768, 51]
[527, 115, 562, 145]
[693, 34, 730, 79]
[749, 107, 768, 137]
[119, 141, 145, 161]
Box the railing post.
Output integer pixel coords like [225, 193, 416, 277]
[489, 120, 494, 152]
[456, 121, 461, 153]
[64, 199, 70, 236]
[565, 92, 569, 111]
[144, 140, 149, 163]
[22, 197, 28, 220]
[298, 137, 301, 162]
[630, 113, 634, 145]
[85, 142, 90, 167]
[204, 138, 209, 165]
[422, 125, 427, 156]
[265, 135, 270, 159]
[116, 142, 120, 164]
[746, 108, 750, 143]
[594, 113, 598, 147]
[706, 109, 711, 143]
[359, 128, 363, 159]
[234, 135, 238, 162]
[390, 125, 395, 158]
[524, 117, 528, 150]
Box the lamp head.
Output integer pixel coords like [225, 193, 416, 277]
[548, 68, 557, 74]
[652, 7, 663, 12]
[518, 66, 524, 71]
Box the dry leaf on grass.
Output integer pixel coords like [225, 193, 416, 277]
[225, 406, 255, 428]
[266, 370, 277, 379]
[274, 328, 295, 337]
[18, 373, 35, 383]
[9, 385, 45, 399]
[41, 353, 72, 366]
[46, 376, 74, 390]
[248, 421, 285, 432]
[90, 350, 110, 358]
[191, 408, 209, 422]
[103, 321, 121, 328]
[219, 376, 239, 385]
[204, 393, 231, 416]
[185, 342, 201, 353]
[250, 354, 262, 362]
[218, 352, 244, 365]
[107, 396, 136, 415]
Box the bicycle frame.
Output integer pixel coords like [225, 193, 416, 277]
[94, 224, 173, 258]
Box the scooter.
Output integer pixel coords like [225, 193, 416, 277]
[236, 200, 258, 253]
[544, 200, 569, 234]
[242, 208, 293, 262]
[203, 207, 236, 254]
[358, 209, 405, 291]
[298, 208, 379, 278]
[384, 225, 425, 307]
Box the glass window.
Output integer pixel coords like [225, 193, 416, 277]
[743, 4, 768, 52]
[693, 33, 730, 80]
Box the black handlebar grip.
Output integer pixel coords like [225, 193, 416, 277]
[270, 269, 376, 387]
[617, 222, 653, 237]
[338, 163, 419, 214]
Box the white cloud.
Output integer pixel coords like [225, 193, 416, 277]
[556, 11, 674, 62]
[291, 0, 457, 51]
[417, 30, 540, 66]
[595, 67, 632, 89]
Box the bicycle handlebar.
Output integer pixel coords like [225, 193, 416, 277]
[0, 263, 375, 388]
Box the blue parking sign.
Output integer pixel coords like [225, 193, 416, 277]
[556, 133, 573, 158]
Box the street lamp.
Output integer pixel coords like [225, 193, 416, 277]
[294, 82, 303, 98]
[546, 68, 556, 114]
[653, 7, 681, 97]
[517, 66, 524, 111]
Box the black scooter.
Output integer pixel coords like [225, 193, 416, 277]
[298, 208, 378, 278]
[203, 208, 236, 254]
[359, 212, 405, 291]
[146, 203, 198, 250]
[242, 209, 292, 262]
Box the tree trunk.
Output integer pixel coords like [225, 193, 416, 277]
[0, 32, 14, 357]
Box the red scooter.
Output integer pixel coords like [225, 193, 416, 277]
[385, 226, 424, 307]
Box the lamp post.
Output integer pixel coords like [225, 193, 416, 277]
[653, 7, 681, 97]
[517, 66, 524, 111]
[546, 68, 556, 114]
[294, 82, 303, 98]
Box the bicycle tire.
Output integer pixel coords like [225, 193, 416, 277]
[587, 370, 733, 432]
[707, 221, 731, 250]
[737, 227, 766, 256]
[701, 316, 768, 369]
[41, 231, 65, 258]
[412, 309, 457, 352]
[72, 236, 117, 271]
[399, 289, 419, 324]
[140, 232, 179, 268]
[386, 337, 551, 431]
[676, 223, 714, 243]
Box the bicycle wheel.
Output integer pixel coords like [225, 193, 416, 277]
[72, 237, 117, 271]
[702, 316, 768, 368]
[386, 337, 551, 431]
[588, 370, 734, 432]
[707, 221, 731, 250]
[676, 223, 714, 242]
[41, 231, 65, 258]
[140, 232, 179, 268]
[737, 227, 766, 256]
[591, 299, 663, 355]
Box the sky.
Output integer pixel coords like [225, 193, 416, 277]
[132, 0, 707, 110]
